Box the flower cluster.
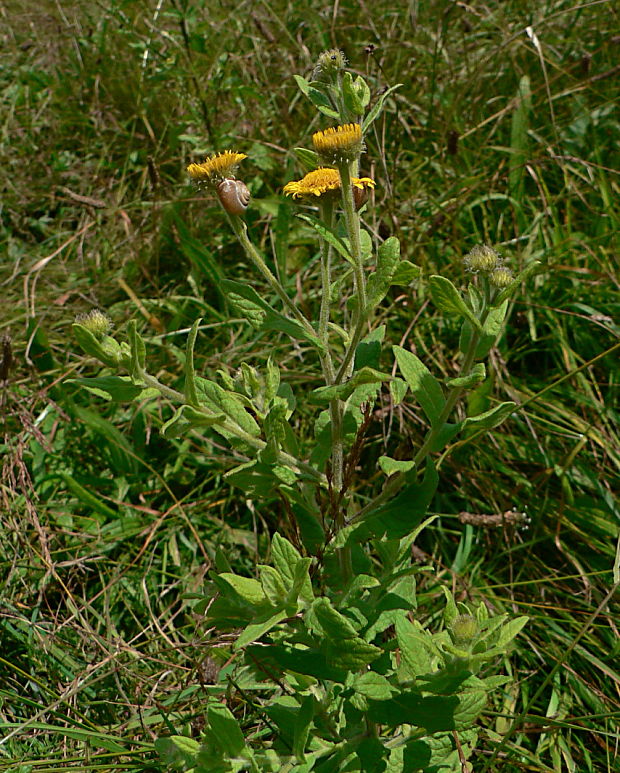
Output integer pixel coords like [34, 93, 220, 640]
[188, 121, 371, 214]
[464, 245, 513, 287]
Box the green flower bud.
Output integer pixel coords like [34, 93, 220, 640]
[489, 266, 513, 288]
[75, 309, 113, 339]
[464, 245, 500, 273]
[450, 614, 479, 646]
[313, 49, 347, 81]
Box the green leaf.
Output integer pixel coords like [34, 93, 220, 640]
[224, 281, 266, 329]
[391, 260, 421, 285]
[222, 279, 325, 351]
[362, 83, 403, 131]
[167, 735, 201, 755]
[342, 71, 366, 115]
[509, 75, 531, 201]
[72, 324, 122, 368]
[219, 573, 266, 606]
[293, 75, 339, 118]
[393, 345, 445, 426]
[270, 534, 314, 605]
[494, 260, 541, 306]
[68, 375, 157, 402]
[296, 213, 354, 266]
[496, 615, 528, 647]
[452, 690, 487, 730]
[292, 147, 320, 173]
[445, 362, 486, 389]
[185, 317, 202, 405]
[378, 456, 415, 476]
[234, 607, 288, 650]
[155, 735, 200, 768]
[195, 376, 261, 437]
[389, 377, 408, 406]
[262, 315, 325, 352]
[478, 299, 509, 355]
[207, 704, 246, 758]
[428, 422, 461, 453]
[366, 236, 401, 309]
[429, 275, 481, 330]
[461, 300, 509, 359]
[324, 635, 382, 671]
[355, 325, 385, 370]
[58, 472, 117, 519]
[354, 75, 371, 108]
[311, 597, 360, 640]
[353, 672, 395, 700]
[259, 564, 288, 606]
[292, 696, 314, 763]
[286, 557, 314, 607]
[462, 401, 516, 432]
[127, 319, 146, 382]
[396, 617, 434, 680]
[160, 404, 226, 438]
[442, 587, 459, 628]
[246, 643, 347, 683]
[308, 366, 391, 404]
[271, 533, 301, 570]
[367, 691, 460, 731]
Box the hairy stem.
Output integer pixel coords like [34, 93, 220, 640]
[228, 216, 317, 340]
[348, 326, 484, 526]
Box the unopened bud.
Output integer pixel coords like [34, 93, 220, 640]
[464, 245, 500, 273]
[489, 266, 513, 288]
[450, 614, 479, 646]
[313, 49, 347, 81]
[75, 309, 112, 339]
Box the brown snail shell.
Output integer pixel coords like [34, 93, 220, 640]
[216, 178, 250, 215]
[352, 185, 369, 211]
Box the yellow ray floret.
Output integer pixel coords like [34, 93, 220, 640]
[312, 123, 363, 162]
[283, 167, 375, 199]
[187, 151, 247, 182]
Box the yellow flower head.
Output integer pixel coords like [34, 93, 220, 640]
[187, 151, 247, 184]
[283, 167, 375, 200]
[312, 123, 363, 164]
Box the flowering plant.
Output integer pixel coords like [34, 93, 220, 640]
[72, 50, 537, 772]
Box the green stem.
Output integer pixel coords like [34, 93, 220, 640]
[347, 326, 484, 526]
[338, 162, 367, 318]
[318, 199, 335, 347]
[228, 215, 317, 340]
[317, 200, 345, 528]
[335, 161, 368, 384]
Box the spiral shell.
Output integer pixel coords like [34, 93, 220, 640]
[216, 178, 250, 215]
[352, 185, 369, 211]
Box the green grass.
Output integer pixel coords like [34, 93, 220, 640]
[1, 0, 619, 770]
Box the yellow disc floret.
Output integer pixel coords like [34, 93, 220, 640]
[312, 123, 364, 164]
[283, 167, 375, 199]
[187, 151, 247, 183]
